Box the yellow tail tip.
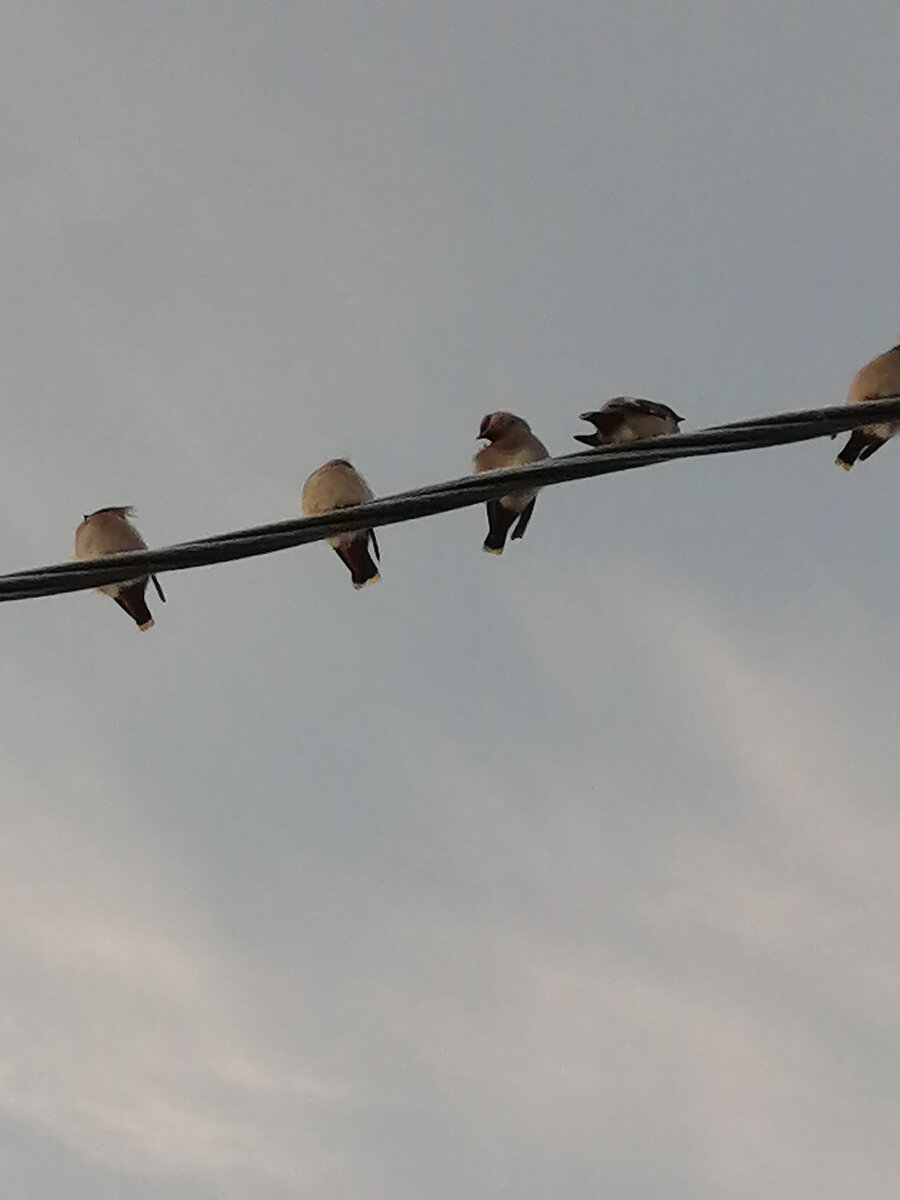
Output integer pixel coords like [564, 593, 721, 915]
[138, 618, 154, 631]
[352, 573, 381, 590]
[483, 545, 504, 555]
[835, 458, 852, 471]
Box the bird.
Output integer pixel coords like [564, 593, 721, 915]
[835, 343, 900, 469]
[574, 397, 684, 447]
[73, 506, 165, 631]
[301, 459, 380, 588]
[473, 411, 550, 554]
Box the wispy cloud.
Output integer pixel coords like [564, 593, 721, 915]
[0, 738, 350, 1191]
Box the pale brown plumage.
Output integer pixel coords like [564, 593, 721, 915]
[301, 459, 380, 588]
[73, 506, 165, 631]
[574, 397, 684, 447]
[473, 412, 549, 554]
[836, 343, 900, 469]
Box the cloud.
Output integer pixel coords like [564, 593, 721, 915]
[0, 733, 349, 1193]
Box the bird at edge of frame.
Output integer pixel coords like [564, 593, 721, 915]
[574, 397, 684, 448]
[473, 411, 550, 555]
[835, 343, 900, 470]
[301, 459, 380, 589]
[73, 506, 166, 631]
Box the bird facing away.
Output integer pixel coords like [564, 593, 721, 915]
[73, 507, 165, 631]
[835, 343, 900, 469]
[301, 459, 380, 588]
[574, 397, 684, 447]
[473, 411, 550, 554]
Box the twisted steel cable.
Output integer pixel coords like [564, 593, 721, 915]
[1, 396, 897, 602]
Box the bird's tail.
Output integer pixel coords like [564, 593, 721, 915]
[335, 534, 380, 588]
[836, 429, 885, 470]
[114, 581, 154, 630]
[573, 432, 601, 448]
[483, 500, 520, 554]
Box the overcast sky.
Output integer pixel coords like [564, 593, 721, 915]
[1, 2, 900, 1197]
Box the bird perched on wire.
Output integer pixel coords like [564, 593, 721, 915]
[835, 343, 900, 470]
[73, 506, 165, 631]
[574, 397, 684, 447]
[473, 411, 550, 554]
[301, 459, 380, 588]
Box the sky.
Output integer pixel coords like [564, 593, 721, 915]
[1, 1, 899, 1197]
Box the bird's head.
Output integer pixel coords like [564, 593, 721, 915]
[478, 411, 529, 441]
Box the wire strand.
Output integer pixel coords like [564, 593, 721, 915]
[2, 396, 898, 602]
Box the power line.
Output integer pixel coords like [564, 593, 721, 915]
[2, 396, 898, 603]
